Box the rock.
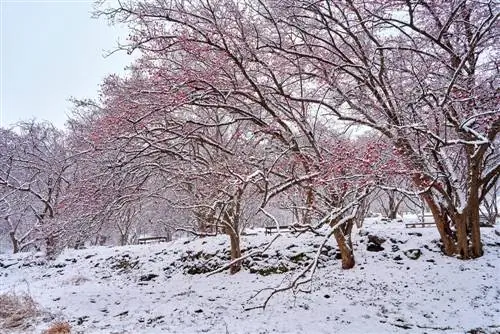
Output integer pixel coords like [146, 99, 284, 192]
[76, 316, 89, 325]
[408, 232, 422, 237]
[404, 249, 422, 260]
[368, 235, 386, 246]
[194, 309, 203, 313]
[391, 245, 400, 252]
[393, 255, 403, 261]
[289, 252, 308, 263]
[147, 316, 165, 324]
[324, 294, 331, 299]
[367, 243, 384, 252]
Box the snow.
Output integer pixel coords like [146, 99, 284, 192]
[1, 220, 499, 333]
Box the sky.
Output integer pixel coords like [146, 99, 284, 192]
[0, 0, 132, 128]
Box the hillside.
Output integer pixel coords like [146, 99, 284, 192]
[1, 220, 499, 334]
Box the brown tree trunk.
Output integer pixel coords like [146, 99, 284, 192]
[333, 227, 355, 269]
[455, 213, 469, 259]
[469, 175, 484, 258]
[228, 231, 241, 274]
[9, 231, 19, 254]
[422, 194, 456, 256]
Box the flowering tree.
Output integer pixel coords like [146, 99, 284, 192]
[259, 0, 499, 258]
[95, 0, 498, 263]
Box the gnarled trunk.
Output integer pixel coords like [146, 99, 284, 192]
[332, 220, 355, 269]
[423, 192, 483, 259]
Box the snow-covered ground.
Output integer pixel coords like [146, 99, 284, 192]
[1, 220, 499, 333]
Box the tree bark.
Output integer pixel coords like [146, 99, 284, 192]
[333, 221, 355, 269]
[228, 231, 242, 274]
[9, 231, 19, 254]
[46, 234, 57, 260]
[422, 194, 456, 256]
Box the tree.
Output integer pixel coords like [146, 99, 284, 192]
[262, 0, 499, 258]
[0, 121, 73, 256]
[95, 0, 381, 270]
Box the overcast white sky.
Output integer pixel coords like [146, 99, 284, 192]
[0, 0, 131, 128]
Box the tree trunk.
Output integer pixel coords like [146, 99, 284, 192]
[228, 231, 242, 274]
[422, 194, 456, 256]
[9, 231, 19, 254]
[422, 191, 483, 259]
[333, 222, 355, 269]
[469, 175, 484, 258]
[455, 213, 469, 259]
[303, 187, 314, 225]
[120, 233, 128, 246]
[46, 234, 57, 260]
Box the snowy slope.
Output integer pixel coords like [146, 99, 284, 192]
[1, 220, 499, 334]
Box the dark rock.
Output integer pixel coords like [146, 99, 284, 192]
[392, 245, 400, 252]
[393, 255, 403, 261]
[147, 316, 165, 324]
[289, 253, 308, 263]
[359, 230, 369, 237]
[76, 316, 89, 325]
[368, 235, 386, 246]
[324, 294, 331, 299]
[367, 243, 384, 252]
[194, 309, 203, 313]
[408, 232, 422, 237]
[404, 249, 422, 260]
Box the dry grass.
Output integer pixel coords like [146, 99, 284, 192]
[0, 292, 40, 330]
[43, 321, 71, 334]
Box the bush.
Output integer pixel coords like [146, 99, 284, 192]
[43, 321, 71, 334]
[0, 292, 40, 330]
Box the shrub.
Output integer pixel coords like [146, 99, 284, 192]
[0, 292, 40, 330]
[43, 321, 71, 334]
